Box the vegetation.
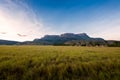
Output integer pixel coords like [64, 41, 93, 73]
[0, 46, 120, 80]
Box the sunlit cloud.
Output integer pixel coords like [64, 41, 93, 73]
[0, 0, 54, 41]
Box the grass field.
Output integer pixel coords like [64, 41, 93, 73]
[0, 46, 120, 80]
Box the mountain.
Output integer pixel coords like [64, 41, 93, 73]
[0, 39, 19, 45]
[33, 33, 106, 46]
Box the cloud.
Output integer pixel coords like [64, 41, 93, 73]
[0, 0, 54, 41]
[17, 34, 27, 37]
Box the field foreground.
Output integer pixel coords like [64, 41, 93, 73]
[0, 46, 120, 80]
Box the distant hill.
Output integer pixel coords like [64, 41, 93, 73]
[0, 33, 120, 46]
[0, 40, 19, 45]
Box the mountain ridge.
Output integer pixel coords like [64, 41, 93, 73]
[33, 33, 105, 45]
[0, 39, 19, 45]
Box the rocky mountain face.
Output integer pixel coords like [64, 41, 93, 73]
[33, 33, 106, 46]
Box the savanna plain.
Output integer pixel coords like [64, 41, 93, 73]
[0, 46, 120, 80]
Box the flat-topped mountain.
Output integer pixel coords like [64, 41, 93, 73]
[33, 33, 105, 45]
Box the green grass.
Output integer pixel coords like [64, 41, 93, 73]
[0, 46, 120, 80]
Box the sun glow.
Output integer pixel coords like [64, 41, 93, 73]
[0, 0, 53, 41]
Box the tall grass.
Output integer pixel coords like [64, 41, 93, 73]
[0, 46, 120, 80]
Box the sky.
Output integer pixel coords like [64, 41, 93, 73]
[0, 0, 120, 41]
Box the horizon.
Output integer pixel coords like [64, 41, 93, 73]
[0, 32, 120, 42]
[0, 0, 120, 41]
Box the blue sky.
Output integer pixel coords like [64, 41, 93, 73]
[0, 0, 120, 41]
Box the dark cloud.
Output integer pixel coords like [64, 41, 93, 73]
[17, 34, 27, 37]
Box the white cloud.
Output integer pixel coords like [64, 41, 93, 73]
[0, 0, 54, 41]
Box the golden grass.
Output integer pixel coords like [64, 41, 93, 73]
[0, 46, 120, 80]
